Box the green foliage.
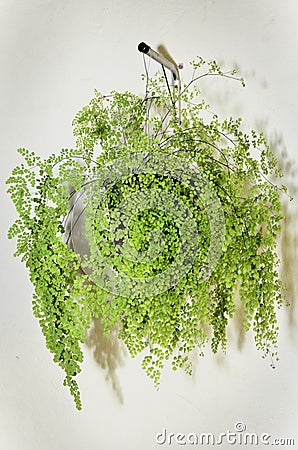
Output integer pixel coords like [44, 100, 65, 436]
[7, 56, 288, 409]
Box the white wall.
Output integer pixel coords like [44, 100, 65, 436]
[1, 1, 297, 449]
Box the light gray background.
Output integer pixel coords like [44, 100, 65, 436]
[1, 1, 297, 449]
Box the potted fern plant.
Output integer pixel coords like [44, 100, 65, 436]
[7, 52, 289, 409]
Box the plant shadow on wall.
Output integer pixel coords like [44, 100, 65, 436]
[6, 53, 292, 410]
[85, 318, 126, 404]
[267, 130, 298, 329]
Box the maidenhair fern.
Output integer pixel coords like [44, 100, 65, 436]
[7, 56, 289, 409]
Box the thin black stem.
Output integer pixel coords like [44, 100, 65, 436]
[181, 72, 244, 96]
[161, 65, 175, 110]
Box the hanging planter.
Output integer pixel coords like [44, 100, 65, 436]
[7, 47, 289, 410]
